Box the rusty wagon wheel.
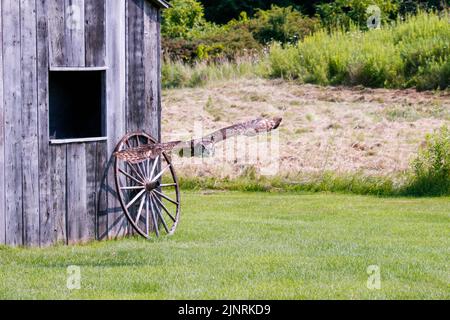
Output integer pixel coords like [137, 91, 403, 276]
[114, 132, 180, 239]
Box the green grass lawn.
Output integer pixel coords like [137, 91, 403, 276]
[0, 191, 449, 299]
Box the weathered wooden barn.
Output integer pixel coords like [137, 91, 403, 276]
[0, 0, 169, 246]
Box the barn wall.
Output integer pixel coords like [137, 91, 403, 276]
[104, 0, 129, 239]
[2, 0, 24, 246]
[0, 0, 5, 245]
[126, 0, 161, 139]
[45, 0, 109, 245]
[0, 0, 162, 246]
[48, 0, 106, 68]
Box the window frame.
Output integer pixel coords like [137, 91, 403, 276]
[48, 66, 108, 145]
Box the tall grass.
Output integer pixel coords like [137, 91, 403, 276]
[178, 172, 400, 196]
[405, 126, 450, 196]
[266, 11, 450, 90]
[162, 56, 265, 89]
[162, 12, 450, 91]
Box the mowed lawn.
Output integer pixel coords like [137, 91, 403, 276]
[0, 191, 448, 299]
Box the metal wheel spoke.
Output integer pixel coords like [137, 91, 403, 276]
[152, 192, 177, 222]
[137, 162, 147, 180]
[146, 159, 151, 178]
[119, 168, 144, 185]
[160, 183, 177, 188]
[146, 195, 150, 236]
[126, 189, 146, 209]
[149, 195, 160, 237]
[120, 185, 145, 190]
[151, 194, 169, 233]
[152, 164, 171, 182]
[127, 159, 145, 182]
[135, 194, 147, 224]
[115, 133, 180, 240]
[154, 189, 178, 205]
[149, 155, 160, 180]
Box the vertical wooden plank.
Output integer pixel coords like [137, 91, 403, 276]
[96, 141, 108, 240]
[48, 0, 65, 67]
[3, 0, 23, 246]
[50, 145, 67, 244]
[143, 3, 160, 139]
[106, 0, 128, 239]
[127, 0, 145, 132]
[48, 0, 86, 67]
[37, 0, 54, 246]
[66, 143, 87, 244]
[21, 0, 40, 246]
[0, 0, 6, 245]
[64, 0, 85, 67]
[85, 0, 105, 67]
[85, 143, 97, 241]
[157, 10, 162, 142]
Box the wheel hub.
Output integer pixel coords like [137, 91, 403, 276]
[145, 180, 160, 192]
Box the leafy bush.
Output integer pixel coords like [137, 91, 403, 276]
[316, 0, 399, 30]
[162, 9, 450, 91]
[265, 11, 450, 90]
[162, 0, 207, 38]
[162, 2, 316, 63]
[405, 126, 450, 196]
[249, 5, 319, 44]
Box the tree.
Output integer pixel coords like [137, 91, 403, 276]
[162, 0, 207, 38]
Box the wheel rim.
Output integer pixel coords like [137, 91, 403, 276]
[114, 132, 181, 239]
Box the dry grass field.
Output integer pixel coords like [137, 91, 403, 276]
[162, 79, 450, 181]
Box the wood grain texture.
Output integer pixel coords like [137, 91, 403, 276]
[144, 2, 160, 139]
[51, 145, 67, 244]
[66, 143, 87, 244]
[48, 0, 65, 67]
[0, 0, 6, 244]
[127, 0, 145, 132]
[96, 141, 108, 240]
[85, 0, 106, 67]
[85, 143, 97, 241]
[157, 10, 162, 142]
[21, 0, 40, 246]
[64, 0, 85, 66]
[37, 0, 55, 246]
[3, 0, 23, 246]
[106, 0, 128, 239]
[0, 0, 163, 246]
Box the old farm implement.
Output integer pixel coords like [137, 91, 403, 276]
[114, 117, 282, 239]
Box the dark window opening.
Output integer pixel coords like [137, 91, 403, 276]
[49, 71, 105, 141]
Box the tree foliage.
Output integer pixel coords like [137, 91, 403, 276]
[162, 0, 207, 38]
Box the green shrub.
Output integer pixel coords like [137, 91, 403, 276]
[162, 1, 261, 63]
[406, 126, 450, 196]
[316, 0, 399, 30]
[265, 11, 449, 90]
[195, 24, 261, 61]
[249, 5, 319, 44]
[161, 3, 316, 63]
[162, 0, 207, 38]
[162, 37, 202, 62]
